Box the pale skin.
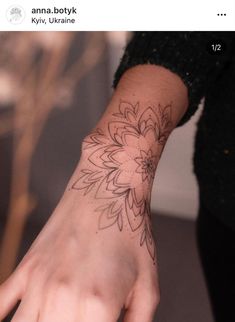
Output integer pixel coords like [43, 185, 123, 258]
[0, 65, 188, 322]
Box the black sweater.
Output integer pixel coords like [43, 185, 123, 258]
[113, 32, 235, 230]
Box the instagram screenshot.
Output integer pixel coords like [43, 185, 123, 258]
[0, 1, 234, 321]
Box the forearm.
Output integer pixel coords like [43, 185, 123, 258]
[69, 65, 188, 262]
[97, 64, 188, 130]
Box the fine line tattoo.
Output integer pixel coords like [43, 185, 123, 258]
[71, 101, 172, 262]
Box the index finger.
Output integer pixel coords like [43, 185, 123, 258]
[0, 274, 23, 321]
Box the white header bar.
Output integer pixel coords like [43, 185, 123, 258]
[0, 0, 235, 31]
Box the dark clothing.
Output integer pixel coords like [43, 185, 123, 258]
[197, 198, 235, 322]
[113, 32, 235, 230]
[114, 32, 235, 322]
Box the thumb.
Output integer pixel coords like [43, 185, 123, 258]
[0, 273, 23, 321]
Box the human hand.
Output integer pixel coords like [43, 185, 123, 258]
[0, 63, 188, 322]
[0, 159, 159, 322]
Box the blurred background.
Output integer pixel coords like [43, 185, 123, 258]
[0, 32, 212, 322]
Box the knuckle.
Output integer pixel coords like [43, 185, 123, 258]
[86, 294, 108, 309]
[12, 257, 39, 293]
[45, 275, 72, 296]
[146, 275, 160, 308]
[151, 290, 160, 308]
[54, 278, 72, 294]
[40, 277, 75, 307]
[10, 269, 27, 290]
[17, 254, 37, 275]
[140, 286, 160, 312]
[15, 267, 28, 282]
[148, 282, 160, 308]
[83, 292, 117, 318]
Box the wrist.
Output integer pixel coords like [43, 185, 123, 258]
[68, 98, 169, 262]
[71, 95, 170, 200]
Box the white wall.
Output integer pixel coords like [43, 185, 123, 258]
[151, 106, 203, 220]
[107, 32, 202, 221]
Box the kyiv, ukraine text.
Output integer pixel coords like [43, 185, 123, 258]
[31, 7, 77, 24]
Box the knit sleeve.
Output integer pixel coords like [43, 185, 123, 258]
[113, 32, 233, 126]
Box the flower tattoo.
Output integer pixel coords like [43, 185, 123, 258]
[71, 101, 172, 262]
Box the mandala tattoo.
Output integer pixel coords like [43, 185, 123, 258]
[71, 101, 172, 263]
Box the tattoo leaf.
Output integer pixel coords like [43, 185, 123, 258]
[158, 104, 173, 145]
[113, 101, 139, 123]
[140, 224, 156, 261]
[97, 202, 123, 231]
[72, 170, 103, 195]
[83, 129, 109, 149]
